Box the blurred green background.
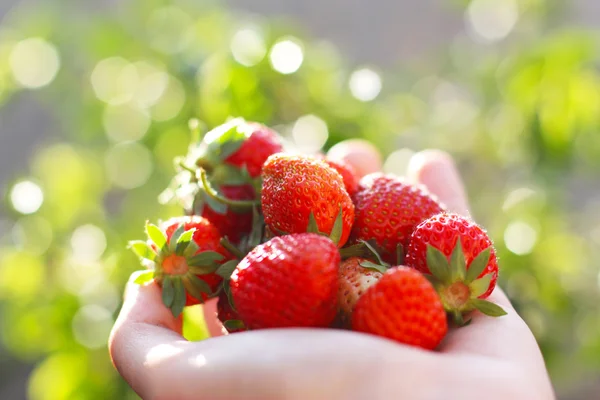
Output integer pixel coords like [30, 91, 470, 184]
[0, 0, 599, 398]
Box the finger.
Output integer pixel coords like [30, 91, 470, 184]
[203, 298, 226, 337]
[407, 150, 470, 216]
[109, 271, 187, 396]
[142, 329, 442, 399]
[327, 139, 383, 178]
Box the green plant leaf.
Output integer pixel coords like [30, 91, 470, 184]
[129, 240, 156, 261]
[188, 251, 225, 266]
[133, 270, 155, 285]
[183, 240, 200, 258]
[189, 264, 220, 275]
[449, 238, 466, 281]
[359, 261, 388, 274]
[162, 276, 175, 308]
[223, 319, 245, 331]
[184, 273, 213, 300]
[426, 245, 451, 283]
[211, 164, 249, 186]
[146, 222, 167, 251]
[329, 207, 344, 245]
[168, 224, 186, 253]
[216, 260, 239, 280]
[307, 211, 320, 234]
[465, 247, 491, 283]
[359, 240, 388, 266]
[175, 228, 196, 256]
[246, 206, 264, 251]
[469, 274, 493, 298]
[451, 310, 472, 327]
[223, 280, 235, 309]
[170, 277, 186, 317]
[396, 243, 405, 266]
[471, 299, 507, 317]
[203, 190, 228, 215]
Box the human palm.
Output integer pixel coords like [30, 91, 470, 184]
[109, 144, 555, 400]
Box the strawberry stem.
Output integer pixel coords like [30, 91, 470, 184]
[199, 169, 259, 209]
[177, 159, 198, 176]
[220, 237, 246, 260]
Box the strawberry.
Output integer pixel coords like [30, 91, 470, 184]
[129, 216, 236, 317]
[194, 118, 283, 178]
[350, 173, 445, 263]
[337, 257, 384, 325]
[319, 156, 360, 196]
[230, 233, 340, 329]
[216, 292, 246, 334]
[261, 154, 355, 247]
[195, 184, 255, 244]
[168, 118, 281, 244]
[405, 213, 506, 323]
[352, 266, 448, 350]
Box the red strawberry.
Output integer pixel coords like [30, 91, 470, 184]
[320, 157, 360, 196]
[129, 216, 235, 317]
[217, 292, 246, 334]
[230, 233, 340, 329]
[350, 173, 445, 263]
[195, 118, 283, 178]
[261, 154, 355, 247]
[224, 123, 283, 177]
[337, 257, 384, 324]
[405, 213, 506, 323]
[352, 266, 448, 350]
[197, 184, 255, 244]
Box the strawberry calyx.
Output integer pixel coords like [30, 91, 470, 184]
[199, 168, 259, 212]
[129, 221, 228, 317]
[340, 240, 390, 273]
[306, 208, 345, 246]
[425, 238, 506, 326]
[194, 117, 251, 170]
[223, 319, 246, 332]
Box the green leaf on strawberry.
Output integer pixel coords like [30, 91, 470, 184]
[133, 270, 155, 285]
[424, 238, 506, 325]
[130, 217, 232, 318]
[223, 319, 245, 331]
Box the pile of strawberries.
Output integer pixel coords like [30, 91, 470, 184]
[130, 118, 506, 350]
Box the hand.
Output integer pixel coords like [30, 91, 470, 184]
[109, 144, 555, 400]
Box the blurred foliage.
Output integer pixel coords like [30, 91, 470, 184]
[0, 0, 599, 398]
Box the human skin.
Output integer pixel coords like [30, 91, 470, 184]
[109, 146, 556, 400]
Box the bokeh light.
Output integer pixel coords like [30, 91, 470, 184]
[10, 180, 44, 214]
[147, 6, 193, 54]
[231, 27, 267, 67]
[466, 0, 519, 43]
[0, 1, 599, 398]
[70, 225, 107, 264]
[105, 142, 153, 189]
[71, 305, 114, 349]
[9, 38, 60, 89]
[103, 104, 151, 142]
[269, 38, 304, 74]
[504, 221, 538, 255]
[349, 68, 382, 101]
[291, 114, 329, 153]
[11, 216, 53, 255]
[91, 57, 137, 105]
[150, 77, 186, 121]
